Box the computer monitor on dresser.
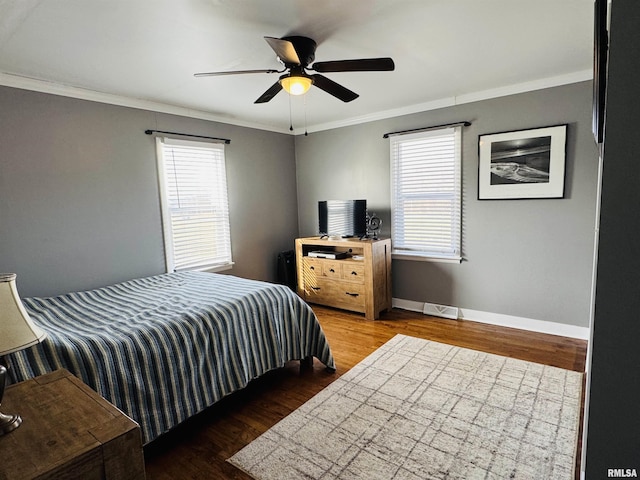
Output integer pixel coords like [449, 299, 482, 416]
[318, 199, 367, 238]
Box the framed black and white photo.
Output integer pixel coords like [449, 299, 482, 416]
[478, 124, 567, 200]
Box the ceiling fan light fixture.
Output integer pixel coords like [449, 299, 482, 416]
[196, 36, 393, 104]
[280, 74, 313, 96]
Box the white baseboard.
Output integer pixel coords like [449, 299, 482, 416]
[392, 298, 590, 340]
[392, 298, 426, 313]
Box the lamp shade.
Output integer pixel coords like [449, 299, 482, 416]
[280, 75, 313, 96]
[0, 273, 46, 356]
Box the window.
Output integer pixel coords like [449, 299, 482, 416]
[156, 137, 232, 272]
[390, 126, 462, 262]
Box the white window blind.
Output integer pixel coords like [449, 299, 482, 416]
[156, 137, 232, 272]
[390, 127, 462, 260]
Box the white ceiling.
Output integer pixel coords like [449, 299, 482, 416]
[0, 0, 594, 134]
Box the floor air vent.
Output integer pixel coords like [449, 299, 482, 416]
[423, 302, 460, 320]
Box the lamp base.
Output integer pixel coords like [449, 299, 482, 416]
[0, 411, 22, 435]
[0, 363, 23, 435]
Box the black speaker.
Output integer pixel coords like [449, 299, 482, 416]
[276, 250, 296, 291]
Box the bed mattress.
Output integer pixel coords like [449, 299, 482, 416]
[7, 271, 335, 444]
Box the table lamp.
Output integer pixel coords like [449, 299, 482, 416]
[0, 273, 47, 435]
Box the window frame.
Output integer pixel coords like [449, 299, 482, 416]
[389, 126, 463, 263]
[155, 136, 233, 273]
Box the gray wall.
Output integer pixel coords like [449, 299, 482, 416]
[585, 0, 640, 473]
[0, 86, 298, 297]
[295, 82, 599, 328]
[1, 82, 599, 330]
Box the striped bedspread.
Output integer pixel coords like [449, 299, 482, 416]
[6, 271, 335, 444]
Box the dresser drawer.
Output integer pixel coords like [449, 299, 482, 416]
[342, 263, 365, 283]
[333, 281, 365, 310]
[304, 278, 365, 312]
[322, 260, 343, 279]
[302, 257, 323, 283]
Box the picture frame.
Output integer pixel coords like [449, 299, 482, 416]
[478, 124, 567, 200]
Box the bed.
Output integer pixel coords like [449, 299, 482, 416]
[6, 271, 335, 444]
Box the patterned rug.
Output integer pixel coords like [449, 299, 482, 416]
[228, 334, 583, 479]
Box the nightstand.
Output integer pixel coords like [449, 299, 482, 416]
[0, 369, 145, 480]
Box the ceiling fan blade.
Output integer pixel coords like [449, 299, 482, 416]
[254, 81, 283, 103]
[312, 57, 395, 73]
[264, 36, 300, 65]
[311, 74, 359, 102]
[194, 69, 279, 77]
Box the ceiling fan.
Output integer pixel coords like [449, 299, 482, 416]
[194, 36, 395, 104]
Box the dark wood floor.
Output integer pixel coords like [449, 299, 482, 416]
[144, 306, 587, 479]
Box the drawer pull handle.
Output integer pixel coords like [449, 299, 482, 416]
[309, 266, 315, 270]
[345, 292, 359, 297]
[311, 286, 321, 291]
[329, 268, 335, 273]
[351, 271, 358, 276]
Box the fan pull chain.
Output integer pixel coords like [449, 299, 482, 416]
[288, 94, 294, 132]
[304, 94, 308, 136]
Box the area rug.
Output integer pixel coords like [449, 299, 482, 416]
[228, 334, 583, 479]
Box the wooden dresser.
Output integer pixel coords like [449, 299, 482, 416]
[0, 369, 145, 480]
[295, 237, 392, 320]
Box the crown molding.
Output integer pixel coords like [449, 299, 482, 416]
[1, 69, 592, 136]
[0, 72, 291, 134]
[297, 69, 593, 134]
